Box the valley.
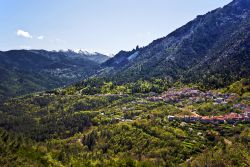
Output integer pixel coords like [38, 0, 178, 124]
[0, 50, 108, 100]
[0, 0, 249, 166]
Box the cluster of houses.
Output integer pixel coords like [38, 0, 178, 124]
[147, 87, 238, 105]
[95, 87, 249, 125]
[168, 106, 250, 124]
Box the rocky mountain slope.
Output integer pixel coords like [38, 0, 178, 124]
[102, 0, 250, 87]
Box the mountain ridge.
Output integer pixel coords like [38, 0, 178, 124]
[0, 49, 109, 100]
[101, 0, 250, 87]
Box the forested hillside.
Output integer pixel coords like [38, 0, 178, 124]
[0, 50, 108, 100]
[0, 78, 249, 166]
[102, 0, 250, 88]
[0, 0, 249, 166]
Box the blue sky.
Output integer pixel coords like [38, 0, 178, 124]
[0, 0, 232, 55]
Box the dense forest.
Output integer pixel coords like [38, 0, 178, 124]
[0, 78, 249, 166]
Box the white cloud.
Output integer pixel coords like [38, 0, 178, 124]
[17, 29, 32, 38]
[37, 36, 44, 40]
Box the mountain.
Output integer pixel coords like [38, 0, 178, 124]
[0, 49, 108, 100]
[102, 0, 250, 88]
[60, 49, 109, 64]
[2, 0, 249, 100]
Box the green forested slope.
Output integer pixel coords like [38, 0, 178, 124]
[0, 79, 249, 166]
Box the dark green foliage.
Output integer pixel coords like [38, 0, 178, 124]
[0, 128, 50, 167]
[83, 131, 98, 151]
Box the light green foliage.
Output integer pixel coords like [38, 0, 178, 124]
[0, 79, 249, 166]
[221, 78, 250, 95]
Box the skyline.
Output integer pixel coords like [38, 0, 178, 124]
[0, 0, 232, 55]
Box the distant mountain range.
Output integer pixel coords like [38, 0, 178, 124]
[1, 0, 250, 99]
[102, 0, 250, 87]
[0, 49, 109, 99]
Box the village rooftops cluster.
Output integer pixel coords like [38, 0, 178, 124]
[168, 106, 250, 124]
[145, 87, 250, 124]
[147, 87, 238, 105]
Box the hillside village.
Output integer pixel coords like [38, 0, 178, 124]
[147, 87, 250, 124]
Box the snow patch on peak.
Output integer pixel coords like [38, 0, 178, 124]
[57, 49, 99, 56]
[73, 49, 98, 55]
